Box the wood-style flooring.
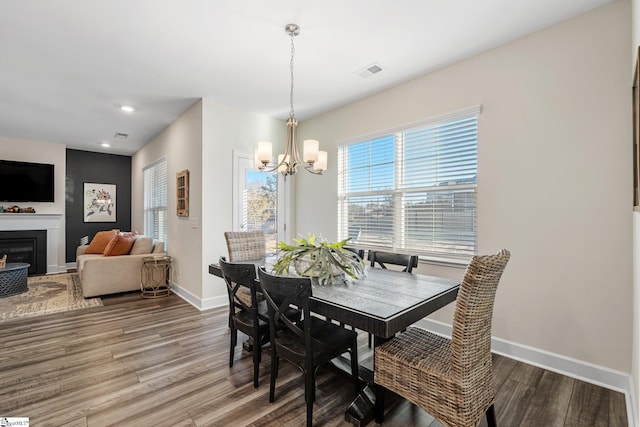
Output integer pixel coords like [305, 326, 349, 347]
[0, 292, 628, 426]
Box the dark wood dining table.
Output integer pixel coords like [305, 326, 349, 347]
[209, 260, 460, 426]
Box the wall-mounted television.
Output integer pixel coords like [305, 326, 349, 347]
[0, 160, 55, 203]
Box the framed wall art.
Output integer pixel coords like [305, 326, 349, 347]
[84, 182, 116, 222]
[176, 169, 189, 217]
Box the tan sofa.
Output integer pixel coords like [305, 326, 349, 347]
[76, 236, 165, 297]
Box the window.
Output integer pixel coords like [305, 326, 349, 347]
[337, 106, 479, 262]
[143, 157, 167, 243]
[233, 151, 279, 254]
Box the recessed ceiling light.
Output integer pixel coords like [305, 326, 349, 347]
[119, 105, 135, 113]
[101, 143, 111, 148]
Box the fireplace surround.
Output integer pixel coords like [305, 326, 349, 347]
[0, 230, 47, 275]
[0, 213, 64, 275]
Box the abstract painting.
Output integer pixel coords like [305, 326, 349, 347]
[84, 183, 116, 222]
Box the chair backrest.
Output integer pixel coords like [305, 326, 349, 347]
[219, 256, 259, 316]
[450, 249, 510, 380]
[344, 246, 365, 260]
[258, 267, 322, 352]
[224, 231, 266, 261]
[368, 250, 418, 273]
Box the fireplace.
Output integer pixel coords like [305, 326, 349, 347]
[0, 230, 47, 275]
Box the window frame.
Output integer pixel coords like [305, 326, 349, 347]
[337, 105, 481, 264]
[143, 156, 168, 244]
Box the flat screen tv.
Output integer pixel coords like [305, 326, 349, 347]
[0, 160, 55, 202]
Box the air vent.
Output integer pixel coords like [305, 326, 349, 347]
[114, 132, 128, 139]
[355, 63, 384, 78]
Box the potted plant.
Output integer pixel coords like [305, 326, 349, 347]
[272, 234, 365, 285]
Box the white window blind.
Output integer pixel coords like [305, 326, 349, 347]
[337, 106, 479, 261]
[143, 158, 167, 244]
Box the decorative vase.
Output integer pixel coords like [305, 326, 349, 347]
[294, 257, 346, 285]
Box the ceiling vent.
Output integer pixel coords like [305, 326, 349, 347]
[355, 63, 384, 78]
[114, 132, 128, 139]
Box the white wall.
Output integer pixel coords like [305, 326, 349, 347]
[200, 98, 285, 307]
[298, 1, 632, 374]
[132, 101, 203, 300]
[0, 136, 66, 270]
[132, 98, 284, 309]
[630, 0, 640, 422]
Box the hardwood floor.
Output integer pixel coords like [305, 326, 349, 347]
[0, 293, 628, 426]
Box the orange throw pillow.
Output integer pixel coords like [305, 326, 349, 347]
[103, 231, 138, 256]
[85, 229, 120, 254]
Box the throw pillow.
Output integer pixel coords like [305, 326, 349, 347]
[130, 236, 154, 254]
[85, 229, 120, 254]
[103, 231, 138, 256]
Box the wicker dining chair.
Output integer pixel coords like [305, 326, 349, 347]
[374, 249, 511, 426]
[224, 230, 266, 262]
[219, 257, 269, 388]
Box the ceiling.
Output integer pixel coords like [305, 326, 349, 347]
[0, 0, 614, 156]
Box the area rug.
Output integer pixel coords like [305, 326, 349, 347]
[0, 273, 102, 322]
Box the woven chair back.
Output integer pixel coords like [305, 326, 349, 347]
[450, 249, 510, 380]
[224, 231, 266, 261]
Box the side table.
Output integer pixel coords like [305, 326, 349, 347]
[0, 263, 30, 298]
[141, 256, 172, 298]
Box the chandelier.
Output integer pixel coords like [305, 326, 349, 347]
[254, 23, 327, 177]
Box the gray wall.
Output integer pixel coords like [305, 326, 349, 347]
[65, 149, 131, 262]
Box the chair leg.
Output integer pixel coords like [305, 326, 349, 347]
[486, 404, 497, 427]
[368, 332, 372, 348]
[229, 325, 237, 367]
[374, 384, 385, 424]
[269, 350, 278, 403]
[351, 340, 359, 393]
[305, 369, 315, 427]
[252, 331, 260, 388]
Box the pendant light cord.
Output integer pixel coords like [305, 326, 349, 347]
[289, 30, 296, 120]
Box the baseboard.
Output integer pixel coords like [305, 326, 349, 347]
[170, 281, 227, 311]
[416, 318, 636, 427]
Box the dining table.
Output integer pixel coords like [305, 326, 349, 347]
[209, 259, 460, 426]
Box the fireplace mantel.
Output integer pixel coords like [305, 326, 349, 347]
[0, 213, 64, 274]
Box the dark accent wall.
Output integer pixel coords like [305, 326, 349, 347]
[65, 149, 132, 262]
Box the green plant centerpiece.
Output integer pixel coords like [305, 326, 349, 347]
[273, 234, 365, 285]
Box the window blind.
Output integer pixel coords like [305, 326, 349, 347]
[337, 107, 479, 261]
[143, 158, 168, 244]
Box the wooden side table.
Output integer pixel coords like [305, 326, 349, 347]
[0, 263, 30, 298]
[141, 256, 172, 298]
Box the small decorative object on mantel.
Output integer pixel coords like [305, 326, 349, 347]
[273, 234, 365, 285]
[0, 255, 6, 268]
[2, 205, 35, 213]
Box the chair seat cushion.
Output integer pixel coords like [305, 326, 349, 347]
[375, 327, 451, 378]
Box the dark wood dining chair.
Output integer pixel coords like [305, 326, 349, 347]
[219, 257, 269, 388]
[257, 267, 360, 427]
[344, 246, 365, 260]
[368, 250, 418, 272]
[366, 249, 419, 346]
[374, 249, 511, 426]
[223, 231, 267, 336]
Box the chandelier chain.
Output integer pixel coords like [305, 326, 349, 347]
[289, 30, 296, 120]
